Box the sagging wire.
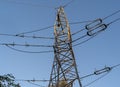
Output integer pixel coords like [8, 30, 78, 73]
[16, 25, 54, 35]
[103, 10, 120, 20]
[69, 21, 92, 25]
[14, 79, 76, 82]
[71, 24, 102, 46]
[85, 9, 120, 29]
[72, 28, 86, 36]
[14, 79, 50, 82]
[71, 20, 94, 37]
[0, 42, 53, 48]
[11, 64, 120, 86]
[111, 64, 120, 69]
[81, 66, 111, 80]
[71, 25, 104, 47]
[107, 17, 120, 25]
[71, 20, 101, 36]
[72, 33, 98, 47]
[81, 64, 120, 87]
[63, 0, 75, 8]
[6, 18, 118, 49]
[0, 20, 93, 39]
[72, 17, 120, 47]
[83, 72, 109, 87]
[85, 17, 120, 37]
[6, 45, 53, 54]
[0, 33, 54, 39]
[27, 81, 46, 87]
[0, 20, 92, 39]
[2, 0, 55, 9]
[72, 34, 88, 43]
[70, 20, 94, 36]
[73, 24, 105, 47]
[71, 9, 120, 36]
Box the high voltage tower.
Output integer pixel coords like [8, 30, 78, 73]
[48, 6, 82, 87]
[48, 6, 120, 87]
[0, 1, 120, 87]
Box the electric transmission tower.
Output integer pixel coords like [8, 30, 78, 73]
[48, 6, 82, 87]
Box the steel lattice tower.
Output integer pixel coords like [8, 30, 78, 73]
[48, 7, 82, 87]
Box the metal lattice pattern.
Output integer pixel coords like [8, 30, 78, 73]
[48, 7, 82, 87]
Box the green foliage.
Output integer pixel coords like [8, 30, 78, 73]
[0, 74, 20, 87]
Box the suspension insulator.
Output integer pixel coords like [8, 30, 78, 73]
[87, 24, 107, 36]
[85, 18, 102, 30]
[94, 67, 111, 75]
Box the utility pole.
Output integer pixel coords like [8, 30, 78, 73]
[48, 6, 82, 87]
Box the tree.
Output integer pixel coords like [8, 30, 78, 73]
[0, 74, 20, 87]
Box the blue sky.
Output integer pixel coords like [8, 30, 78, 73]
[0, 0, 120, 87]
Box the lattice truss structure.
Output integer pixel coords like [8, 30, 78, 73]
[48, 7, 82, 87]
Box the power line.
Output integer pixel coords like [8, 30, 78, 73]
[0, 2, 119, 85]
[71, 26, 102, 45]
[107, 18, 120, 25]
[71, 20, 94, 36]
[72, 25, 105, 47]
[0, 33, 54, 39]
[15, 79, 50, 82]
[12, 64, 120, 82]
[27, 81, 46, 87]
[0, 1, 119, 87]
[82, 64, 120, 87]
[16, 25, 54, 35]
[6, 45, 53, 54]
[1, 0, 55, 9]
[71, 9, 120, 36]
[83, 72, 109, 87]
[103, 10, 120, 20]
[0, 20, 92, 39]
[0, 41, 54, 53]
[72, 28, 86, 36]
[72, 17, 120, 47]
[81, 67, 111, 80]
[73, 34, 97, 47]
[69, 21, 92, 25]
[11, 64, 120, 87]
[9, 64, 120, 87]
[14, 79, 76, 82]
[81, 64, 120, 79]
[72, 34, 87, 43]
[0, 42, 53, 48]
[111, 63, 120, 69]
[63, 0, 75, 8]
[15, 20, 91, 36]
[1, 10, 118, 52]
